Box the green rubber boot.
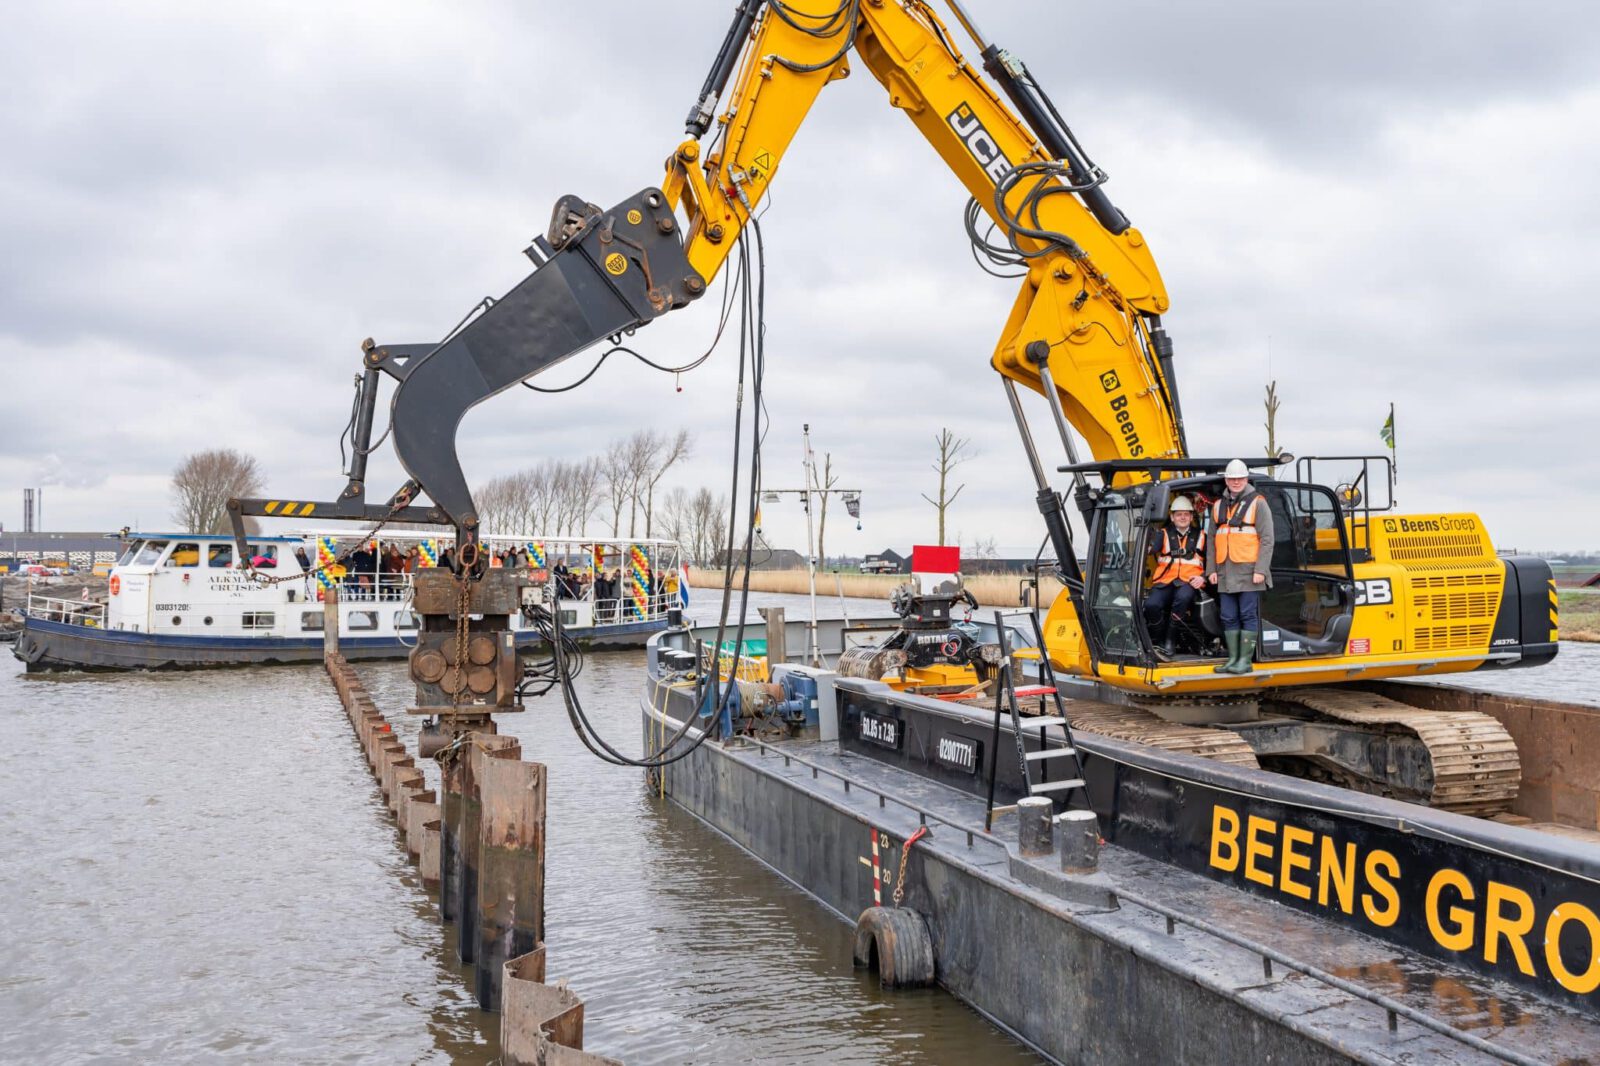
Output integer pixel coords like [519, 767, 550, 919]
[1225, 633, 1258, 675]
[1213, 630, 1240, 673]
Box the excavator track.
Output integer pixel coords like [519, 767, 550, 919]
[1267, 688, 1521, 815]
[1028, 699, 1261, 767]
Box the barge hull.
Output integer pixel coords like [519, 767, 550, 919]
[642, 683, 1595, 1062]
[646, 700, 1367, 1064]
[14, 616, 662, 672]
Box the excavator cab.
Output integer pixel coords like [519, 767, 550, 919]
[1077, 465, 1357, 670]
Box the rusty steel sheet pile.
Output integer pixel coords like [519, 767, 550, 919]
[323, 651, 617, 1064]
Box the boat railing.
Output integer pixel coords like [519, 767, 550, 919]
[333, 572, 414, 603]
[324, 566, 685, 621]
[25, 594, 108, 628]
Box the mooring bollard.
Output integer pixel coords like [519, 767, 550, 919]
[455, 733, 520, 965]
[476, 756, 546, 1010]
[1058, 809, 1101, 874]
[1018, 796, 1054, 857]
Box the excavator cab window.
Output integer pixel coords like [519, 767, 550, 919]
[1253, 482, 1356, 660]
[1085, 493, 1145, 662]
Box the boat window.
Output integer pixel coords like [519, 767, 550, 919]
[394, 610, 419, 631]
[559, 609, 578, 626]
[168, 543, 201, 567]
[248, 544, 280, 569]
[348, 611, 378, 631]
[133, 540, 169, 567]
[115, 541, 141, 566]
[242, 611, 275, 629]
[301, 611, 324, 632]
[208, 543, 234, 568]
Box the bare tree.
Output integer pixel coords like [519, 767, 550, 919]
[565, 457, 602, 535]
[602, 439, 632, 536]
[810, 451, 838, 566]
[1264, 379, 1282, 474]
[920, 428, 973, 546]
[477, 471, 536, 534]
[643, 429, 693, 537]
[658, 486, 694, 551]
[171, 448, 264, 534]
[667, 486, 728, 564]
[966, 534, 999, 559]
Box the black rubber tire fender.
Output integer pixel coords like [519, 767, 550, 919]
[852, 906, 935, 988]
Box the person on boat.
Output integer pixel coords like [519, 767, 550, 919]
[403, 546, 420, 573]
[1207, 459, 1275, 675]
[294, 546, 312, 571]
[1144, 495, 1206, 656]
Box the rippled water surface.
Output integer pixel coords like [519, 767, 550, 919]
[0, 589, 1038, 1065]
[4, 585, 1595, 1065]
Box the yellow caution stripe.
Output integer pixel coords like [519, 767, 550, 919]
[262, 501, 316, 516]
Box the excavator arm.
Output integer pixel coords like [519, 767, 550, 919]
[663, 0, 1185, 472]
[234, 0, 1187, 565]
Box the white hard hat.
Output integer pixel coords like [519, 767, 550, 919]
[1169, 495, 1195, 513]
[1224, 459, 1249, 478]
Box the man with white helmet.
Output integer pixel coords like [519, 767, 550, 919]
[1207, 459, 1275, 674]
[1144, 494, 1207, 656]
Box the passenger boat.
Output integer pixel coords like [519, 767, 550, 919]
[641, 607, 1600, 1063]
[14, 531, 687, 671]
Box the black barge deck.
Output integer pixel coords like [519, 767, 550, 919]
[642, 619, 1600, 1064]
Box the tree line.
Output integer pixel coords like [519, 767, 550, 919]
[170, 425, 978, 562]
[476, 428, 694, 539]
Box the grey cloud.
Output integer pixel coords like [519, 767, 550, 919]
[2, 1, 1595, 555]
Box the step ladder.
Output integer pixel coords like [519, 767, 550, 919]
[984, 608, 1093, 831]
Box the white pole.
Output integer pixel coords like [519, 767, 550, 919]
[802, 424, 820, 666]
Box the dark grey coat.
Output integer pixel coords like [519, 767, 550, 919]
[1206, 490, 1274, 593]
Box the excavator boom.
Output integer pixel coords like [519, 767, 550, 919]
[234, 0, 1189, 560]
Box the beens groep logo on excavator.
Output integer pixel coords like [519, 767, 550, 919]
[947, 103, 1013, 184]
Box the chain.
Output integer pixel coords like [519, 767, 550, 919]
[450, 541, 481, 710]
[891, 826, 929, 907]
[237, 506, 407, 587]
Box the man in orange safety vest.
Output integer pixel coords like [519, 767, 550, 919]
[1206, 459, 1276, 674]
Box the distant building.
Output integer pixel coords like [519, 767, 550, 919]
[712, 547, 807, 571]
[961, 556, 1042, 576]
[0, 531, 128, 571]
[860, 549, 908, 574]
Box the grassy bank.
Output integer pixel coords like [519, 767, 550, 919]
[687, 568, 1063, 609]
[1561, 589, 1600, 642]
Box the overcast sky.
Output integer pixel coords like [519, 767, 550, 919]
[3, 1, 1596, 557]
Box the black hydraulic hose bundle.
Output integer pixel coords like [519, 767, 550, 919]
[547, 222, 770, 769]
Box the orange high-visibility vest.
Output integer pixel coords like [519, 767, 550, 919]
[1153, 527, 1206, 585]
[1212, 494, 1262, 564]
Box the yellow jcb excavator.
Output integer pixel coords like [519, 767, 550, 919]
[230, 0, 1556, 811]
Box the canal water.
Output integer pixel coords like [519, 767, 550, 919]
[4, 589, 1597, 1064]
[0, 590, 1039, 1066]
